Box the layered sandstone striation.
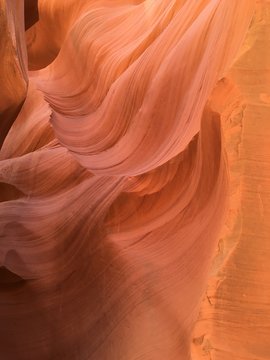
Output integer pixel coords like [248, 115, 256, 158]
[1, 1, 268, 359]
[193, 1, 270, 359]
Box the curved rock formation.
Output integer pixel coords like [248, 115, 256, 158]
[1, 1, 264, 359]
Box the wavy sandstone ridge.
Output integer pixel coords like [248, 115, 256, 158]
[0, 1, 260, 359]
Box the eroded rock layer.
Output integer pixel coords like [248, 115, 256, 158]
[1, 1, 266, 359]
[193, 2, 270, 359]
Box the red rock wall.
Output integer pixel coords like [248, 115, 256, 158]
[1, 1, 268, 359]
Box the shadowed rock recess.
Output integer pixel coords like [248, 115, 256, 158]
[1, 1, 269, 359]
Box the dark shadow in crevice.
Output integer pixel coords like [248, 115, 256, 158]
[24, 0, 39, 30]
[0, 267, 25, 290]
[0, 182, 24, 202]
[0, 266, 24, 284]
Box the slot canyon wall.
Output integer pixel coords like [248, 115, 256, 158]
[0, 1, 269, 359]
[192, 1, 270, 359]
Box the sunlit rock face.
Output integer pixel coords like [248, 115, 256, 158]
[0, 1, 28, 147]
[1, 1, 268, 359]
[192, 1, 270, 359]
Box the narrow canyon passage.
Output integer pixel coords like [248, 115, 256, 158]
[1, 1, 269, 359]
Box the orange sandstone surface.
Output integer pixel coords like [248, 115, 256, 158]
[0, 1, 269, 359]
[193, 2, 270, 359]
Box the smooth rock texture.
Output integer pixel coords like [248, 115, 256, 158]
[0, 0, 28, 147]
[1, 1, 269, 359]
